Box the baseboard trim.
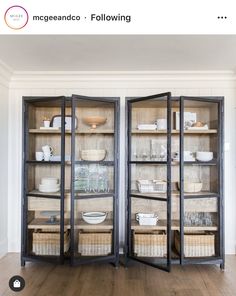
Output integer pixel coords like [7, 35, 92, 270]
[0, 239, 8, 259]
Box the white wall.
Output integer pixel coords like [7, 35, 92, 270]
[7, 71, 236, 254]
[0, 63, 10, 258]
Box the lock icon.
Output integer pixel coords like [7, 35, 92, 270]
[13, 280, 21, 288]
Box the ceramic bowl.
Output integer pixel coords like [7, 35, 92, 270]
[82, 212, 107, 224]
[83, 116, 107, 129]
[81, 149, 106, 161]
[196, 151, 213, 162]
[41, 177, 59, 186]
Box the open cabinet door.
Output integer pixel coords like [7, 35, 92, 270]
[70, 94, 120, 266]
[126, 92, 172, 272]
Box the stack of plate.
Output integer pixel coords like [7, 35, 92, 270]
[38, 177, 60, 193]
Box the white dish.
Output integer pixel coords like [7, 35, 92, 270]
[82, 212, 107, 224]
[196, 151, 213, 162]
[136, 213, 158, 226]
[41, 177, 59, 186]
[39, 184, 60, 193]
[137, 124, 156, 130]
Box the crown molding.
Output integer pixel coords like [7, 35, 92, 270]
[11, 70, 236, 83]
[0, 60, 13, 87]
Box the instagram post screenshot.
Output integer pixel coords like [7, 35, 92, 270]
[0, 0, 236, 295]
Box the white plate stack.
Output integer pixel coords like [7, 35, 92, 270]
[39, 177, 60, 193]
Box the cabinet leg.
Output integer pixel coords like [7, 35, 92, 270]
[220, 262, 225, 271]
[21, 259, 25, 267]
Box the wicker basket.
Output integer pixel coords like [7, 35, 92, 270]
[175, 231, 215, 257]
[78, 231, 112, 256]
[137, 180, 167, 193]
[133, 231, 167, 257]
[32, 230, 70, 256]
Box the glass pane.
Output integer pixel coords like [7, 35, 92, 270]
[128, 94, 171, 269]
[72, 97, 116, 261]
[25, 98, 65, 259]
[73, 197, 114, 258]
[182, 99, 220, 259]
[131, 98, 168, 162]
[131, 197, 168, 264]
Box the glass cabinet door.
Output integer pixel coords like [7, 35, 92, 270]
[126, 92, 172, 271]
[179, 97, 224, 265]
[22, 97, 66, 264]
[70, 95, 119, 266]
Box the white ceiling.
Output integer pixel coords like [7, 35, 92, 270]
[0, 35, 236, 71]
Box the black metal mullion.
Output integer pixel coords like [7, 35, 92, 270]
[70, 97, 76, 265]
[127, 101, 132, 261]
[60, 98, 66, 263]
[180, 97, 184, 265]
[167, 93, 172, 271]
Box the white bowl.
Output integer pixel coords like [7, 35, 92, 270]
[81, 150, 106, 161]
[82, 212, 107, 224]
[196, 151, 213, 162]
[41, 177, 59, 186]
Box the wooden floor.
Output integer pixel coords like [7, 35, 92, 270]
[1, 254, 236, 296]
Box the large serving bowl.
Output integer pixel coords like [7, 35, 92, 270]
[82, 212, 107, 224]
[81, 149, 106, 161]
[178, 182, 203, 193]
[83, 116, 107, 129]
[196, 151, 213, 162]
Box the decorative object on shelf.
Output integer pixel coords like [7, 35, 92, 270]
[83, 116, 107, 129]
[82, 212, 107, 224]
[35, 151, 44, 161]
[32, 230, 70, 256]
[196, 151, 213, 162]
[136, 213, 158, 226]
[184, 212, 213, 227]
[43, 117, 50, 128]
[74, 164, 110, 193]
[133, 231, 167, 257]
[81, 149, 106, 161]
[40, 211, 60, 224]
[150, 140, 167, 161]
[137, 124, 156, 130]
[42, 145, 54, 161]
[78, 231, 112, 256]
[156, 118, 167, 130]
[137, 180, 167, 193]
[51, 115, 78, 130]
[187, 121, 209, 131]
[174, 111, 197, 130]
[50, 155, 71, 161]
[173, 151, 195, 162]
[38, 177, 60, 193]
[39, 127, 60, 130]
[175, 231, 215, 257]
[178, 181, 203, 193]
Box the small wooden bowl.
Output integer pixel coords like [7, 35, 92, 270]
[83, 116, 107, 129]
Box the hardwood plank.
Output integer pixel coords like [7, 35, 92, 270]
[0, 254, 235, 296]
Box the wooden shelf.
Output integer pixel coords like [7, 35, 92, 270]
[131, 220, 217, 231]
[74, 219, 113, 230]
[28, 218, 70, 230]
[29, 129, 114, 134]
[28, 218, 113, 230]
[131, 129, 217, 134]
[131, 191, 218, 199]
[27, 190, 62, 198]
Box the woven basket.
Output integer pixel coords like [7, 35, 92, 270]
[78, 231, 112, 256]
[32, 230, 70, 256]
[137, 180, 167, 193]
[175, 231, 215, 257]
[133, 231, 167, 257]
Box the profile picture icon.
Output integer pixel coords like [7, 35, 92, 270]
[4, 5, 29, 30]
